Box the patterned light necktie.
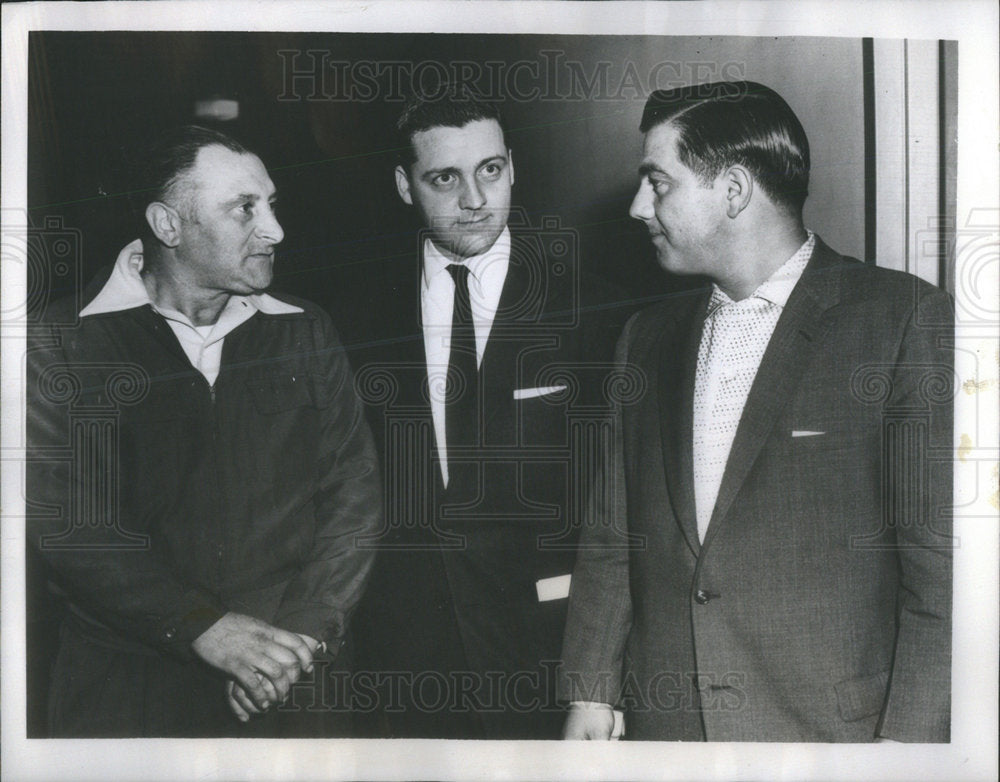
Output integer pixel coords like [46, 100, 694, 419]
[692, 289, 778, 542]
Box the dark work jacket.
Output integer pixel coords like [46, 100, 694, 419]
[348, 227, 629, 739]
[27, 276, 382, 662]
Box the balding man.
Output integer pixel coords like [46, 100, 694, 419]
[28, 125, 380, 737]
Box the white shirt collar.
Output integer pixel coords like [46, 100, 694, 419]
[708, 230, 815, 313]
[421, 226, 511, 293]
[79, 239, 303, 320]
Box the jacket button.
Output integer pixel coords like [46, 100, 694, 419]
[694, 589, 711, 605]
[164, 626, 177, 640]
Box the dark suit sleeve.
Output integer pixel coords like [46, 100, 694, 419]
[878, 286, 954, 742]
[558, 314, 638, 706]
[273, 313, 382, 650]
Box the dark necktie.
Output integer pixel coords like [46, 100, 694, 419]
[445, 263, 479, 493]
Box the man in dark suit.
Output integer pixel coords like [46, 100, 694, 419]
[560, 82, 953, 742]
[350, 92, 623, 738]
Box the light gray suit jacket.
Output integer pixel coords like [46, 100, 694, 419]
[559, 238, 953, 742]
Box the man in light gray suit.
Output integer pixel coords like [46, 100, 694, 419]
[559, 81, 953, 742]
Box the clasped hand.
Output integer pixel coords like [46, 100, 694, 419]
[191, 612, 320, 722]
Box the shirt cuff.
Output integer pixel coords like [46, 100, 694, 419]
[155, 590, 229, 660]
[273, 603, 343, 649]
[569, 702, 625, 739]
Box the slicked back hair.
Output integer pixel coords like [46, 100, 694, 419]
[640, 81, 810, 214]
[395, 88, 507, 171]
[128, 124, 250, 244]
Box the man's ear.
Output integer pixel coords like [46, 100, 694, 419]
[508, 149, 515, 187]
[145, 202, 183, 248]
[722, 165, 753, 219]
[394, 165, 413, 206]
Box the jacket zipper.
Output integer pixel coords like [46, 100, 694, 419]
[206, 378, 224, 575]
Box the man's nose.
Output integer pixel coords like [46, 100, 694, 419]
[628, 181, 653, 222]
[256, 205, 285, 245]
[459, 178, 486, 211]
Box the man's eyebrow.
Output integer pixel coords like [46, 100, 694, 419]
[223, 193, 259, 206]
[421, 154, 507, 180]
[638, 162, 668, 178]
[476, 154, 507, 168]
[420, 166, 459, 181]
[222, 191, 277, 207]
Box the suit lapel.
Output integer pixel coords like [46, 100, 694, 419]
[479, 235, 546, 432]
[702, 239, 845, 544]
[402, 254, 430, 411]
[658, 289, 710, 558]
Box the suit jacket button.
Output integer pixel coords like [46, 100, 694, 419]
[694, 589, 711, 605]
[164, 626, 177, 640]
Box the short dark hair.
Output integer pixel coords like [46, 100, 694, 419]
[127, 124, 250, 241]
[395, 87, 507, 170]
[640, 81, 810, 213]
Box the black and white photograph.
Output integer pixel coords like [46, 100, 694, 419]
[2, 2, 997, 780]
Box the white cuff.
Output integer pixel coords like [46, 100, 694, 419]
[569, 702, 625, 738]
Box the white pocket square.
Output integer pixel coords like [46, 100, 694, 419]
[513, 385, 567, 400]
[535, 574, 572, 602]
[791, 430, 826, 437]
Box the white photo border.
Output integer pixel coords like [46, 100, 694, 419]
[2, 2, 997, 781]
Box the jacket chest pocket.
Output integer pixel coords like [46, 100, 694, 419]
[244, 374, 321, 481]
[246, 373, 318, 414]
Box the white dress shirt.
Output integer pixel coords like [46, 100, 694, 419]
[80, 239, 303, 386]
[420, 227, 511, 486]
[692, 231, 815, 541]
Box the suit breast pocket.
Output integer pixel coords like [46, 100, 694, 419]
[771, 424, 873, 457]
[515, 394, 572, 448]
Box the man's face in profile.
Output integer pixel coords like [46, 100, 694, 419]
[395, 118, 514, 261]
[629, 121, 727, 280]
[172, 144, 284, 295]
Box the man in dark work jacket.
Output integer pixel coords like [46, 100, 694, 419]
[349, 92, 626, 739]
[27, 125, 381, 737]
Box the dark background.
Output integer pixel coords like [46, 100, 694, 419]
[27, 32, 879, 342]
